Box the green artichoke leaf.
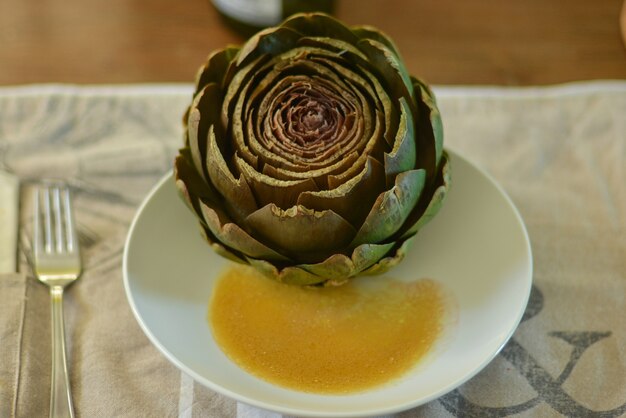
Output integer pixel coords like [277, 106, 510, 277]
[383, 97, 416, 186]
[401, 151, 451, 239]
[324, 110, 385, 186]
[198, 200, 290, 261]
[361, 234, 415, 275]
[234, 154, 319, 209]
[175, 153, 214, 219]
[245, 240, 396, 286]
[296, 36, 368, 61]
[222, 54, 271, 129]
[281, 13, 360, 47]
[298, 156, 386, 228]
[350, 168, 425, 247]
[299, 253, 356, 283]
[195, 46, 240, 94]
[245, 204, 356, 259]
[356, 38, 415, 105]
[260, 151, 361, 188]
[205, 125, 258, 222]
[351, 241, 396, 272]
[175, 148, 223, 206]
[198, 225, 248, 264]
[234, 26, 302, 71]
[301, 241, 394, 283]
[177, 154, 282, 263]
[188, 83, 223, 183]
[412, 74, 438, 105]
[413, 76, 444, 170]
[230, 75, 259, 170]
[245, 257, 327, 286]
[351, 25, 403, 59]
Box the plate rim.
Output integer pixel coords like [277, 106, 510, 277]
[122, 147, 533, 417]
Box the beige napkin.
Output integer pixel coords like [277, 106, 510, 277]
[0, 82, 624, 417]
[0, 273, 26, 418]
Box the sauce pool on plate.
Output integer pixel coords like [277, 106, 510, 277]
[209, 265, 448, 394]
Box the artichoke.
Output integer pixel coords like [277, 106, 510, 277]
[175, 13, 450, 286]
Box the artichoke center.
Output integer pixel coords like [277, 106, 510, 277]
[274, 81, 350, 148]
[301, 106, 326, 131]
[291, 100, 330, 138]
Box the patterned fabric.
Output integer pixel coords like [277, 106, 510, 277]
[0, 83, 624, 417]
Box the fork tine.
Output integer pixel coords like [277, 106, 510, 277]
[33, 183, 79, 257]
[52, 186, 65, 253]
[62, 187, 77, 253]
[42, 187, 53, 254]
[33, 188, 43, 256]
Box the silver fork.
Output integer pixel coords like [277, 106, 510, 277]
[33, 183, 81, 418]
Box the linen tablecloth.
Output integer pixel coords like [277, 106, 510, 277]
[0, 82, 624, 417]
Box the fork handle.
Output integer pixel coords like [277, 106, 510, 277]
[50, 286, 75, 418]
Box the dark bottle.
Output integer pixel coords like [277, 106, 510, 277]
[212, 0, 335, 36]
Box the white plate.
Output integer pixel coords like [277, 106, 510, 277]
[123, 149, 532, 417]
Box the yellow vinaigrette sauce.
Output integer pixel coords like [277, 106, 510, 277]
[209, 266, 448, 394]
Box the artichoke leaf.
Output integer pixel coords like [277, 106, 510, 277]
[300, 253, 355, 283]
[383, 97, 416, 186]
[298, 156, 386, 227]
[356, 38, 414, 105]
[222, 54, 271, 129]
[401, 152, 451, 239]
[350, 169, 425, 247]
[261, 152, 360, 188]
[188, 83, 224, 183]
[351, 25, 403, 59]
[282, 13, 360, 46]
[176, 179, 269, 263]
[254, 115, 361, 177]
[199, 201, 290, 261]
[350, 241, 396, 272]
[195, 46, 240, 93]
[235, 27, 303, 69]
[296, 36, 368, 61]
[174, 151, 223, 219]
[205, 125, 259, 222]
[246, 240, 396, 286]
[246, 257, 327, 285]
[198, 225, 248, 264]
[413, 76, 444, 168]
[245, 204, 356, 256]
[234, 155, 319, 209]
[231, 77, 259, 169]
[361, 235, 415, 275]
[325, 110, 385, 186]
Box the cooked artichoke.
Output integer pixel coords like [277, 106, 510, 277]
[175, 13, 450, 285]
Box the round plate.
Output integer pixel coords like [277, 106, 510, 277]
[123, 149, 532, 417]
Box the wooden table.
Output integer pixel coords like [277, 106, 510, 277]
[1, 0, 625, 85]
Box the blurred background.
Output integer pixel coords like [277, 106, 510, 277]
[0, 0, 625, 85]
